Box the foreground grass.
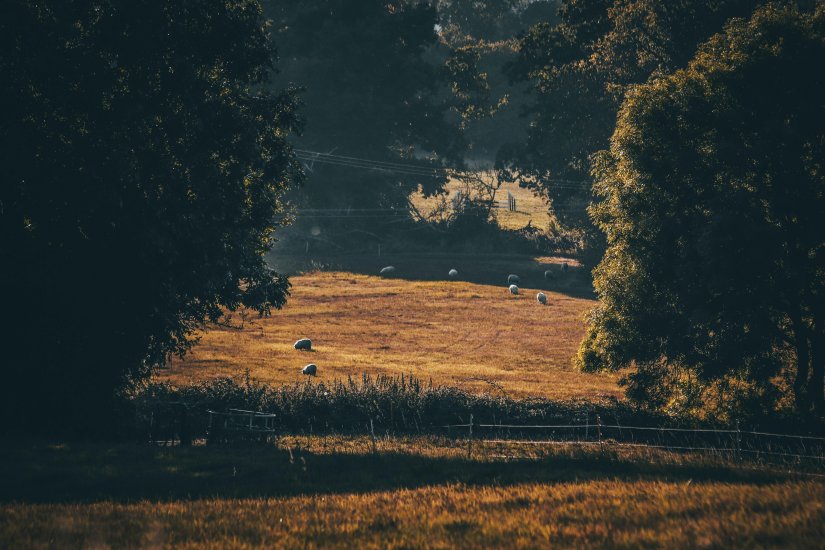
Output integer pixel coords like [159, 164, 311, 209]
[1, 438, 823, 548]
[158, 264, 620, 400]
[5, 481, 823, 549]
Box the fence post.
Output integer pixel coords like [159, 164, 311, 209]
[179, 405, 191, 447]
[596, 415, 602, 445]
[467, 414, 474, 459]
[370, 418, 377, 454]
[735, 419, 741, 461]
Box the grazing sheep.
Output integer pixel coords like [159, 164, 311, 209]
[507, 274, 520, 285]
[561, 262, 568, 273]
[508, 284, 519, 295]
[536, 292, 548, 305]
[448, 268, 458, 278]
[379, 266, 396, 276]
[302, 363, 317, 376]
[294, 338, 312, 351]
[544, 269, 555, 280]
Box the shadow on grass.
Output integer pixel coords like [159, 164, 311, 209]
[270, 253, 595, 300]
[0, 440, 789, 505]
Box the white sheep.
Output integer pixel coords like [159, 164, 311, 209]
[536, 292, 547, 305]
[448, 268, 458, 278]
[294, 338, 312, 351]
[507, 274, 520, 285]
[380, 266, 396, 276]
[508, 284, 519, 295]
[302, 363, 317, 376]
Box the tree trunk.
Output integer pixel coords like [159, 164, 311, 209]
[792, 315, 812, 413]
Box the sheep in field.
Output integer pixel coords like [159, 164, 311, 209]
[507, 274, 520, 285]
[448, 268, 458, 278]
[302, 364, 317, 376]
[508, 284, 519, 295]
[544, 270, 555, 280]
[380, 266, 396, 276]
[294, 338, 312, 351]
[561, 262, 568, 273]
[536, 292, 548, 305]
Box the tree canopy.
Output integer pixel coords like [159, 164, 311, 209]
[503, 0, 761, 263]
[265, 0, 470, 245]
[0, 0, 302, 432]
[577, 2, 825, 420]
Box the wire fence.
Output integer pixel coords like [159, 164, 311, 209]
[143, 402, 825, 474]
[434, 416, 825, 468]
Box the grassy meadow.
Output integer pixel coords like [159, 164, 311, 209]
[157, 254, 621, 400]
[2, 438, 823, 548]
[6, 258, 823, 548]
[410, 176, 554, 231]
[10, 184, 816, 549]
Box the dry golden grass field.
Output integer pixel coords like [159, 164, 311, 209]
[2, 437, 823, 549]
[158, 254, 620, 400]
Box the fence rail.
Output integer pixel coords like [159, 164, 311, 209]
[442, 417, 825, 468]
[139, 403, 825, 470]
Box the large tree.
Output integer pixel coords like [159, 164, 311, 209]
[265, 0, 468, 245]
[577, 2, 825, 419]
[504, 0, 761, 263]
[0, 0, 302, 432]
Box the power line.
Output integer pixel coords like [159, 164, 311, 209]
[295, 157, 446, 179]
[295, 149, 592, 187]
[296, 149, 452, 173]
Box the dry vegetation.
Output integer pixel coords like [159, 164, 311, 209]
[158, 257, 620, 400]
[2, 438, 823, 549]
[7, 482, 823, 548]
[410, 175, 552, 231]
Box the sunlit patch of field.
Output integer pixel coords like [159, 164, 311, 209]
[2, 439, 823, 549]
[158, 259, 618, 400]
[410, 176, 552, 231]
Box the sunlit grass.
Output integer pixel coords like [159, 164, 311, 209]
[410, 176, 552, 231]
[158, 267, 619, 400]
[2, 438, 822, 548]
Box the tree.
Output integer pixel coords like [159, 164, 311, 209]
[265, 0, 467, 246]
[0, 0, 302, 433]
[503, 0, 761, 264]
[437, 0, 523, 42]
[577, 2, 825, 419]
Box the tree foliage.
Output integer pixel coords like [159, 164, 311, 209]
[265, 0, 469, 244]
[504, 0, 761, 263]
[0, 0, 302, 432]
[578, 3, 825, 419]
[437, 0, 561, 43]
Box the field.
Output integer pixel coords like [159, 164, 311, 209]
[7, 256, 824, 548]
[2, 438, 823, 548]
[410, 175, 553, 231]
[158, 254, 621, 400]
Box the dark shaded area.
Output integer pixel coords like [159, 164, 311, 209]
[0, 441, 796, 504]
[0, 1, 300, 436]
[271, 252, 594, 299]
